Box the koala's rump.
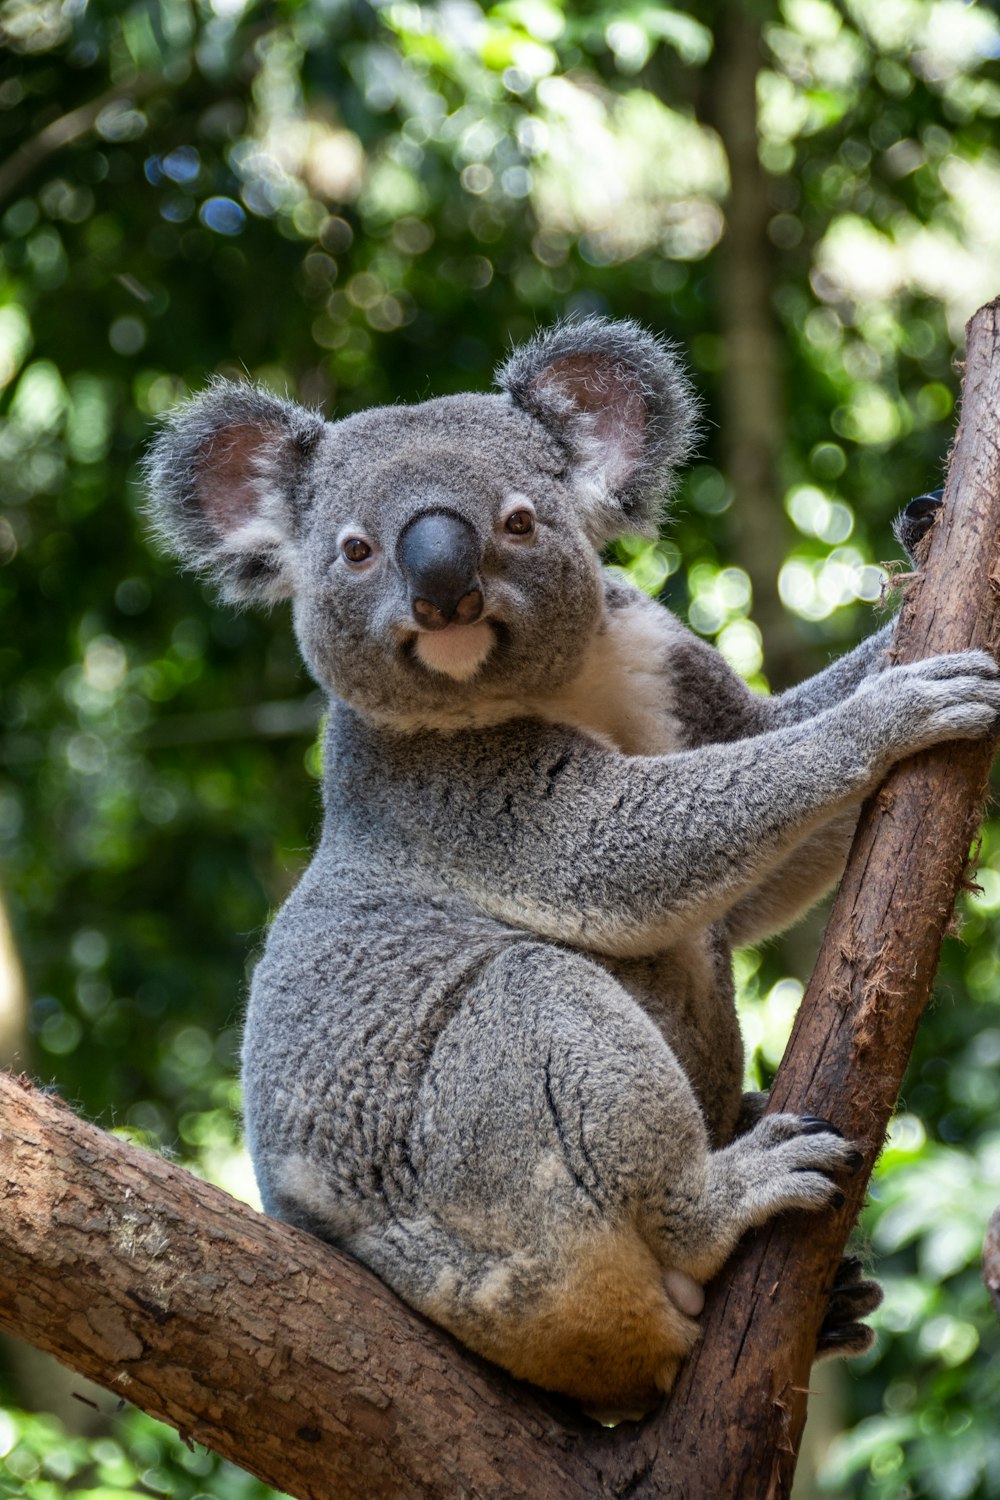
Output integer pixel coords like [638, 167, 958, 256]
[243, 906, 715, 1409]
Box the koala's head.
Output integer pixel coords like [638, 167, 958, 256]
[144, 318, 696, 725]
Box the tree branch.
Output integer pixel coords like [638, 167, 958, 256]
[0, 1070, 607, 1499]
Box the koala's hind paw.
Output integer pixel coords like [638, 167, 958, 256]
[733, 1112, 862, 1221]
[816, 1255, 882, 1361]
[894, 488, 943, 561]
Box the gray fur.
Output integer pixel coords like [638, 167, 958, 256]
[145, 319, 1000, 1412]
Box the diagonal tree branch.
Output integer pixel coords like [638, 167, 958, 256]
[0, 1070, 601, 1500]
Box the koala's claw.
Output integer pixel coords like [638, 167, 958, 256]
[894, 488, 944, 560]
[799, 1115, 843, 1137]
[905, 489, 944, 528]
[816, 1255, 883, 1360]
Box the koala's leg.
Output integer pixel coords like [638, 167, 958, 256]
[395, 942, 856, 1414]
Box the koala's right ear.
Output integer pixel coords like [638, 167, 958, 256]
[143, 379, 326, 604]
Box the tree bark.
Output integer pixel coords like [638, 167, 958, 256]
[2, 303, 998, 1498]
[649, 295, 1000, 1495]
[0, 1069, 598, 1500]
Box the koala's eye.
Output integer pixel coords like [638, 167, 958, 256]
[504, 509, 535, 537]
[342, 537, 372, 563]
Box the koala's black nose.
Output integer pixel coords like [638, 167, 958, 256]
[398, 510, 484, 630]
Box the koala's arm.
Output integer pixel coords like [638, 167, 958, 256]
[671, 623, 894, 751]
[673, 486, 938, 748]
[763, 625, 895, 731]
[665, 626, 895, 944]
[366, 651, 999, 955]
[723, 810, 860, 946]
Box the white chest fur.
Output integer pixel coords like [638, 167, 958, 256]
[528, 598, 684, 756]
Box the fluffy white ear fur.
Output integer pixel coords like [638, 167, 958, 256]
[195, 424, 302, 602]
[496, 317, 699, 542]
[526, 351, 648, 495]
[144, 381, 325, 605]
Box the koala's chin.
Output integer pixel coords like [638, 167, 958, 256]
[413, 620, 496, 681]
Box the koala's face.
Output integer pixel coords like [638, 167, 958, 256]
[145, 318, 697, 724]
[288, 394, 607, 719]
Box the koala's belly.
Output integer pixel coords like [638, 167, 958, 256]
[600, 931, 744, 1146]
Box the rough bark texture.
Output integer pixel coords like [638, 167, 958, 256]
[2, 304, 998, 1499]
[0, 1070, 599, 1500]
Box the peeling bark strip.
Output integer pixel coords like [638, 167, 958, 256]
[2, 301, 999, 1500]
[646, 295, 1000, 1497]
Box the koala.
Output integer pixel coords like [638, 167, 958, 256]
[144, 320, 996, 1417]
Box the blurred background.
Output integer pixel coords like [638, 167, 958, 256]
[2, 0, 1000, 1496]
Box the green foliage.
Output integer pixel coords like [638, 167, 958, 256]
[2, 1, 1000, 1496]
[0, 1406, 282, 1500]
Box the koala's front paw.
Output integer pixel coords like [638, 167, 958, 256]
[735, 1112, 862, 1223]
[894, 488, 943, 562]
[816, 1254, 882, 1360]
[857, 649, 1000, 765]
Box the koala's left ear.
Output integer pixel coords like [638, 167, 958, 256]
[496, 316, 698, 540]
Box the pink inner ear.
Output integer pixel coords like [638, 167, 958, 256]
[540, 354, 647, 482]
[196, 423, 277, 535]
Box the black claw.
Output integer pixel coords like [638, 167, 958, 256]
[817, 1257, 882, 1362]
[904, 489, 944, 523]
[833, 1255, 864, 1287]
[826, 1282, 883, 1320]
[845, 1149, 864, 1173]
[819, 1322, 864, 1345]
[800, 1116, 843, 1137]
[831, 1189, 846, 1209]
[816, 1322, 875, 1358]
[895, 489, 945, 561]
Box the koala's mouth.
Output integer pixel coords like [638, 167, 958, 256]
[408, 619, 500, 682]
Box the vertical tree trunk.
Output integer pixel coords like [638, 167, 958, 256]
[707, 2, 800, 686]
[642, 295, 1000, 1496]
